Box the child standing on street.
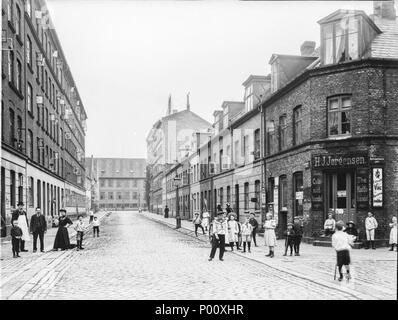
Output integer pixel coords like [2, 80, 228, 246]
[241, 217, 253, 253]
[93, 216, 100, 237]
[283, 223, 296, 256]
[332, 220, 354, 281]
[11, 220, 23, 258]
[74, 216, 86, 250]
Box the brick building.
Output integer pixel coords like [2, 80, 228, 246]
[89, 158, 146, 211]
[1, 0, 87, 237]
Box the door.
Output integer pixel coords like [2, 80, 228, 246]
[326, 171, 356, 224]
[1, 167, 6, 237]
[235, 184, 239, 221]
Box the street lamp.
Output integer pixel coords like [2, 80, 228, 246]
[173, 176, 182, 229]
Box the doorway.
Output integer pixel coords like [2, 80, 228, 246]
[235, 184, 239, 221]
[325, 171, 356, 224]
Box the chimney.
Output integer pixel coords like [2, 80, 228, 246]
[186, 92, 190, 111]
[167, 94, 172, 115]
[373, 0, 396, 20]
[300, 41, 316, 56]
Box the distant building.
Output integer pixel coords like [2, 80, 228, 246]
[88, 158, 146, 211]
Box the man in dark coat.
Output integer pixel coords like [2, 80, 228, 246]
[30, 207, 47, 252]
[249, 213, 259, 247]
[11, 202, 29, 252]
[164, 205, 169, 218]
[293, 216, 304, 256]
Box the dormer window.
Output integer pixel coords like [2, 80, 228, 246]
[244, 85, 254, 111]
[322, 17, 359, 65]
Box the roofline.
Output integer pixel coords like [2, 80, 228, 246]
[242, 74, 270, 87]
[269, 54, 318, 64]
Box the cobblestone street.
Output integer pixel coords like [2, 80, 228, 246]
[1, 211, 396, 300]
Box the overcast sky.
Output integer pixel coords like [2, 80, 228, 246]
[46, 0, 374, 159]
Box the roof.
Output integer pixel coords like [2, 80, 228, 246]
[269, 54, 318, 65]
[370, 16, 398, 59]
[242, 74, 271, 87]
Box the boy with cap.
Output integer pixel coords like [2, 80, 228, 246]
[193, 212, 205, 237]
[208, 211, 227, 261]
[10, 220, 23, 258]
[283, 223, 296, 256]
[332, 220, 354, 281]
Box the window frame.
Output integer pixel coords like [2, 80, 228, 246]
[293, 106, 303, 146]
[327, 95, 352, 137]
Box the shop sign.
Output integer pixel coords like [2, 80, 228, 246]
[295, 191, 303, 200]
[312, 154, 368, 168]
[311, 170, 323, 211]
[372, 168, 383, 207]
[356, 167, 369, 210]
[273, 177, 279, 216]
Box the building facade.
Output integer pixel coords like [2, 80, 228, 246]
[159, 2, 398, 244]
[1, 0, 88, 237]
[90, 158, 146, 211]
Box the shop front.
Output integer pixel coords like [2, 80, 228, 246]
[311, 153, 371, 231]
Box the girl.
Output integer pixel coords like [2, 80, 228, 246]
[227, 215, 239, 251]
[264, 212, 277, 258]
[241, 218, 253, 253]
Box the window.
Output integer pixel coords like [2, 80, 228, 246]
[245, 85, 254, 111]
[116, 180, 121, 188]
[234, 140, 239, 166]
[322, 18, 359, 65]
[108, 179, 113, 187]
[15, 5, 21, 35]
[279, 115, 287, 151]
[293, 172, 304, 217]
[266, 121, 275, 155]
[219, 187, 223, 208]
[17, 116, 22, 151]
[10, 170, 16, 207]
[26, 0, 31, 17]
[255, 180, 261, 210]
[27, 83, 33, 113]
[271, 62, 278, 93]
[27, 130, 33, 159]
[133, 192, 138, 200]
[7, 0, 13, 22]
[226, 186, 231, 205]
[244, 182, 249, 210]
[293, 106, 303, 145]
[279, 175, 288, 211]
[243, 135, 249, 163]
[26, 37, 32, 66]
[117, 192, 122, 200]
[28, 177, 34, 207]
[100, 192, 105, 200]
[9, 108, 15, 146]
[16, 59, 22, 91]
[60, 128, 64, 147]
[328, 96, 351, 136]
[45, 107, 49, 132]
[8, 50, 14, 82]
[18, 173, 23, 203]
[254, 129, 260, 160]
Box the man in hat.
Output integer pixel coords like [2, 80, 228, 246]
[11, 202, 30, 252]
[365, 212, 378, 249]
[192, 212, 205, 237]
[30, 207, 47, 252]
[208, 211, 227, 261]
[344, 221, 358, 242]
[332, 220, 354, 281]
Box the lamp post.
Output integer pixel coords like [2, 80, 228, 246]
[173, 176, 182, 229]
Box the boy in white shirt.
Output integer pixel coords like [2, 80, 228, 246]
[93, 216, 100, 237]
[332, 220, 354, 281]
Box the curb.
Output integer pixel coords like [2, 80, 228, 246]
[142, 212, 377, 300]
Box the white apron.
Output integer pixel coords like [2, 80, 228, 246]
[18, 214, 30, 242]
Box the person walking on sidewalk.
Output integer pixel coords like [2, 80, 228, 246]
[75, 215, 86, 250]
[30, 207, 47, 253]
[93, 216, 100, 237]
[89, 210, 94, 223]
[193, 212, 205, 237]
[241, 217, 253, 253]
[11, 202, 30, 252]
[208, 212, 227, 261]
[164, 205, 169, 218]
[202, 211, 210, 232]
[264, 212, 277, 258]
[389, 216, 397, 251]
[332, 220, 354, 281]
[53, 209, 73, 251]
[293, 216, 303, 256]
[10, 220, 22, 258]
[227, 214, 239, 251]
[249, 213, 259, 247]
[283, 223, 295, 256]
[365, 212, 378, 250]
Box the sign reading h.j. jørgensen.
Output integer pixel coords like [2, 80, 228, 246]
[312, 154, 368, 168]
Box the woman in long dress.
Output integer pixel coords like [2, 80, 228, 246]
[264, 212, 277, 258]
[53, 209, 73, 251]
[389, 216, 397, 251]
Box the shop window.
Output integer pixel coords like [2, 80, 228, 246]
[293, 172, 304, 217]
[10, 170, 16, 207]
[328, 96, 351, 136]
[293, 106, 303, 145]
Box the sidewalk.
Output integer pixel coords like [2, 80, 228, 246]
[0, 211, 110, 260]
[142, 211, 397, 300]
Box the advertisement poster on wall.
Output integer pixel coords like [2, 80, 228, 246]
[372, 168, 383, 207]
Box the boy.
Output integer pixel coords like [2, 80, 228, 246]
[93, 216, 100, 237]
[193, 212, 205, 237]
[332, 220, 354, 281]
[74, 215, 86, 250]
[11, 220, 23, 258]
[241, 217, 253, 253]
[283, 223, 296, 256]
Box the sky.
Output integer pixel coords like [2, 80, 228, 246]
[46, 0, 375, 159]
